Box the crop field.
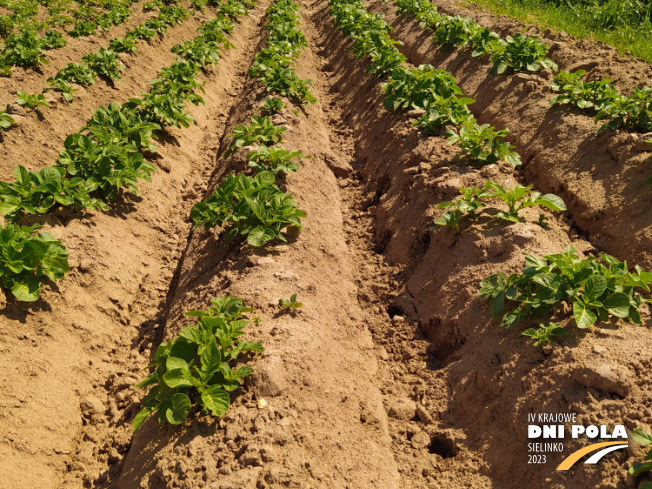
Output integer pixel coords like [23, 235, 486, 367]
[1, 0, 652, 487]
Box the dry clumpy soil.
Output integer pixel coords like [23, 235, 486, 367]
[0, 0, 651, 488]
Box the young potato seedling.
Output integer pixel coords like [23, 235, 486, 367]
[224, 115, 286, 158]
[16, 91, 51, 109]
[246, 146, 309, 176]
[432, 180, 566, 232]
[279, 293, 302, 310]
[259, 96, 284, 115]
[521, 323, 567, 347]
[0, 109, 13, 130]
[133, 295, 263, 432]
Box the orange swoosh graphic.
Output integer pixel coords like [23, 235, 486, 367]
[557, 441, 626, 471]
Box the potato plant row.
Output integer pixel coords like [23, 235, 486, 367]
[248, 0, 315, 105]
[45, 3, 191, 103]
[392, 1, 652, 141]
[134, 0, 312, 430]
[329, 0, 520, 167]
[0, 0, 135, 39]
[392, 0, 557, 75]
[550, 69, 652, 134]
[0, 0, 138, 73]
[0, 0, 253, 302]
[328, 0, 652, 351]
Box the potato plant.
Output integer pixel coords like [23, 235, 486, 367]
[329, 0, 406, 77]
[433, 180, 565, 232]
[279, 293, 302, 310]
[550, 70, 652, 133]
[333, 0, 519, 167]
[16, 91, 51, 109]
[259, 96, 284, 115]
[392, 0, 552, 73]
[382, 65, 463, 110]
[478, 246, 652, 330]
[629, 429, 652, 488]
[488, 34, 557, 75]
[224, 115, 286, 158]
[0, 223, 70, 302]
[246, 146, 309, 176]
[133, 295, 263, 431]
[521, 323, 567, 347]
[190, 171, 306, 247]
[446, 122, 522, 168]
[0, 0, 252, 224]
[0, 165, 107, 222]
[0, 109, 14, 130]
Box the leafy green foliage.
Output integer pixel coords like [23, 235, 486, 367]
[0, 0, 251, 226]
[246, 146, 308, 176]
[329, 0, 406, 77]
[331, 0, 519, 164]
[259, 96, 284, 115]
[55, 133, 157, 200]
[432, 15, 481, 50]
[262, 66, 316, 105]
[279, 293, 302, 310]
[45, 77, 76, 102]
[382, 65, 463, 110]
[158, 5, 191, 25]
[432, 185, 487, 233]
[414, 95, 475, 134]
[82, 102, 160, 152]
[432, 181, 565, 232]
[0, 223, 70, 302]
[0, 109, 14, 130]
[130, 24, 156, 41]
[550, 69, 616, 109]
[190, 171, 306, 247]
[249, 0, 316, 105]
[128, 90, 200, 129]
[488, 33, 557, 74]
[172, 38, 221, 67]
[224, 115, 286, 158]
[109, 36, 138, 54]
[16, 91, 51, 109]
[40, 29, 67, 49]
[595, 87, 652, 133]
[446, 121, 522, 168]
[522, 323, 567, 347]
[482, 181, 566, 222]
[143, 18, 168, 35]
[55, 62, 96, 86]
[218, 0, 248, 20]
[550, 70, 652, 133]
[2, 30, 47, 67]
[144, 0, 164, 10]
[82, 48, 125, 81]
[629, 428, 652, 480]
[68, 20, 97, 38]
[0, 165, 107, 221]
[478, 246, 652, 330]
[133, 295, 263, 432]
[395, 0, 441, 28]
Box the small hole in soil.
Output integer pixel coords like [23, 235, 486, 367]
[428, 434, 458, 458]
[387, 305, 404, 318]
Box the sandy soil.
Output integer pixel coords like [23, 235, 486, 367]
[0, 0, 651, 488]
